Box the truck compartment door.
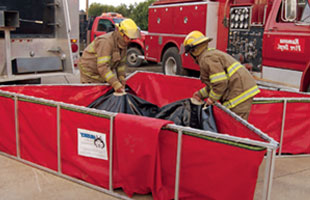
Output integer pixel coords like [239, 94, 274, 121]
[12, 57, 63, 74]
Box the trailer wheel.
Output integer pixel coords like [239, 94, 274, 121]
[127, 47, 143, 67]
[162, 47, 184, 76]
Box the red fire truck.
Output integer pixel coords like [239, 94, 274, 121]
[143, 0, 310, 92]
[89, 12, 146, 67]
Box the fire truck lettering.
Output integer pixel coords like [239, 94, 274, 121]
[277, 44, 289, 51]
[290, 45, 301, 52]
[279, 38, 299, 45]
[275, 38, 304, 53]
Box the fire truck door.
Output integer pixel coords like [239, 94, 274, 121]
[263, 0, 310, 73]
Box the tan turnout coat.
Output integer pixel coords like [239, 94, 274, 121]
[78, 31, 127, 90]
[196, 48, 260, 114]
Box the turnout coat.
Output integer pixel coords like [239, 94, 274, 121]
[196, 48, 260, 110]
[79, 31, 127, 91]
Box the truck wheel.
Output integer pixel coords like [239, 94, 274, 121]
[162, 47, 183, 76]
[127, 47, 143, 67]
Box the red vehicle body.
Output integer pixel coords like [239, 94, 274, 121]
[144, 0, 310, 92]
[90, 12, 146, 67]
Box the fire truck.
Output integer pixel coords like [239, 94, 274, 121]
[144, 0, 310, 92]
[0, 0, 79, 84]
[89, 12, 146, 67]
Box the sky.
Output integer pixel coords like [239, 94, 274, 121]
[79, 0, 147, 10]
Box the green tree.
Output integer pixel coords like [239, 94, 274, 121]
[87, 0, 155, 30]
[130, 0, 155, 30]
[88, 3, 116, 17]
[115, 4, 131, 17]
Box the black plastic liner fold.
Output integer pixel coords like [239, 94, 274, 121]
[88, 89, 159, 117]
[155, 99, 218, 132]
[88, 90, 217, 132]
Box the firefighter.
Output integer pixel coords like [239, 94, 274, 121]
[180, 30, 260, 120]
[78, 18, 140, 93]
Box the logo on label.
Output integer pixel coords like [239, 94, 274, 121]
[94, 136, 105, 149]
[275, 38, 305, 53]
[77, 128, 108, 160]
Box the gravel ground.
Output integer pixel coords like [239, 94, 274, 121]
[126, 61, 162, 75]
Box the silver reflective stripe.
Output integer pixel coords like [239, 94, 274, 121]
[209, 89, 221, 100]
[210, 72, 228, 83]
[223, 85, 260, 109]
[104, 71, 115, 81]
[97, 56, 111, 64]
[227, 62, 243, 77]
[199, 87, 208, 98]
[79, 63, 105, 81]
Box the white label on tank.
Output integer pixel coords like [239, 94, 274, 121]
[77, 128, 108, 160]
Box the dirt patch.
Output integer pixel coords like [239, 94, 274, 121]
[127, 62, 162, 75]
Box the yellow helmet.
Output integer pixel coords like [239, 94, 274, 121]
[180, 31, 212, 54]
[118, 18, 141, 39]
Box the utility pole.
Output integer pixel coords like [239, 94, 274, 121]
[86, 0, 89, 20]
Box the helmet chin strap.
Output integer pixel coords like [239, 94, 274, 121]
[189, 52, 199, 64]
[189, 52, 196, 59]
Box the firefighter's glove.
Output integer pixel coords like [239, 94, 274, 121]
[192, 91, 203, 103]
[113, 80, 125, 93]
[115, 86, 125, 93]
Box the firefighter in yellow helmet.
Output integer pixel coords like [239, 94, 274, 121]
[180, 31, 260, 120]
[79, 18, 140, 93]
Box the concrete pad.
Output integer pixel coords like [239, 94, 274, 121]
[2, 154, 310, 200]
[254, 156, 310, 200]
[0, 155, 120, 200]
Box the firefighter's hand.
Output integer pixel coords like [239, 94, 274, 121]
[192, 91, 203, 103]
[206, 98, 214, 105]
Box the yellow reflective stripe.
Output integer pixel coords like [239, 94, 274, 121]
[223, 85, 260, 109]
[209, 89, 221, 100]
[104, 71, 115, 81]
[208, 48, 215, 51]
[199, 87, 208, 98]
[79, 63, 105, 81]
[227, 62, 243, 77]
[97, 56, 111, 65]
[210, 72, 228, 83]
[117, 65, 126, 72]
